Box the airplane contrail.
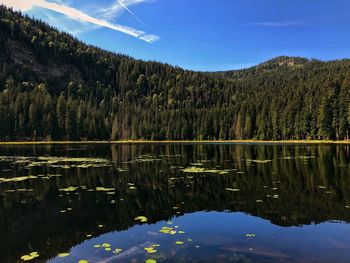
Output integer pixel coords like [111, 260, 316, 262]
[116, 0, 145, 25]
[0, 0, 158, 43]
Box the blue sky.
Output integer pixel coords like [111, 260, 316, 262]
[3, 0, 350, 71]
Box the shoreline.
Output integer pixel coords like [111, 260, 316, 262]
[0, 140, 350, 145]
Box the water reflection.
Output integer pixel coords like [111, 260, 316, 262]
[0, 144, 350, 262]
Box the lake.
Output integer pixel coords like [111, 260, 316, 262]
[1, 143, 350, 263]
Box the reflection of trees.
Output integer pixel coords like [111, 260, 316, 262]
[0, 144, 350, 263]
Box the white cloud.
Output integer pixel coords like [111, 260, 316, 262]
[0, 0, 159, 43]
[1, 0, 33, 11]
[44, 10, 94, 36]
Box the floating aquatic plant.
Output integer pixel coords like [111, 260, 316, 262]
[0, 175, 38, 183]
[20, 252, 39, 261]
[190, 163, 204, 166]
[159, 226, 172, 233]
[96, 187, 115, 192]
[225, 188, 240, 192]
[113, 248, 123, 254]
[59, 186, 78, 192]
[135, 216, 148, 223]
[246, 159, 272, 164]
[58, 253, 69, 257]
[144, 245, 158, 254]
[181, 167, 229, 174]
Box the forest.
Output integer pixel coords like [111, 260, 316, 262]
[1, 5, 350, 141]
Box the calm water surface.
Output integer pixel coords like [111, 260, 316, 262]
[1, 143, 350, 263]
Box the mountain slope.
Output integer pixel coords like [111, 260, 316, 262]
[1, 6, 350, 141]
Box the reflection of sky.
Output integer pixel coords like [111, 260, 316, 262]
[48, 212, 350, 262]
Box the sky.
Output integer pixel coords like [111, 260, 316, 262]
[2, 0, 350, 71]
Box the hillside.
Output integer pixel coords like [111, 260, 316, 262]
[1, 6, 350, 141]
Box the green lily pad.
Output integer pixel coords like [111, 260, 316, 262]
[21, 252, 39, 261]
[225, 188, 240, 192]
[135, 216, 148, 223]
[58, 253, 69, 258]
[113, 248, 123, 254]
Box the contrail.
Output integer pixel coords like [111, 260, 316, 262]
[0, 0, 158, 43]
[116, 0, 145, 25]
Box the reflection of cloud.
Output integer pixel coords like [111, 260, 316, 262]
[0, 0, 159, 43]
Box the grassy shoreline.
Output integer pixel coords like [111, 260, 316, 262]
[0, 140, 350, 145]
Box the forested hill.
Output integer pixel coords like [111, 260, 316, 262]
[1, 6, 350, 141]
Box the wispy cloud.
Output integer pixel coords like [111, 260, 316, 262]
[244, 21, 303, 27]
[0, 0, 159, 43]
[44, 10, 95, 36]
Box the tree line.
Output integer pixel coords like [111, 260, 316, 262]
[1, 5, 350, 141]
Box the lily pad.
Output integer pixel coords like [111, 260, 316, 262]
[113, 248, 123, 254]
[225, 188, 240, 192]
[135, 216, 148, 223]
[246, 159, 272, 164]
[58, 253, 70, 258]
[144, 246, 157, 254]
[96, 187, 115, 192]
[102, 243, 111, 248]
[20, 252, 39, 261]
[59, 186, 78, 192]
